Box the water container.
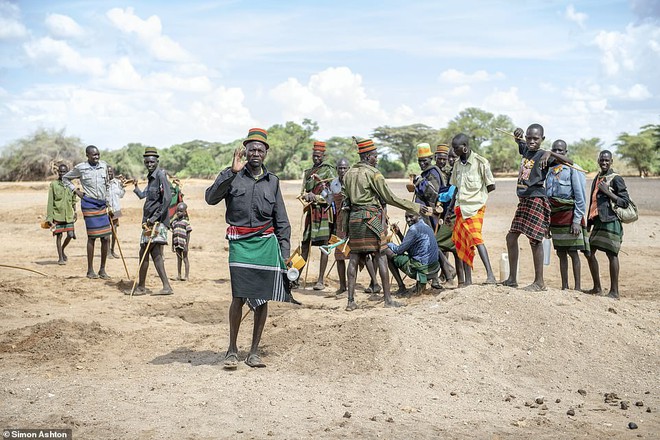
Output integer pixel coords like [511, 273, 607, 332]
[499, 253, 509, 283]
[543, 238, 552, 266]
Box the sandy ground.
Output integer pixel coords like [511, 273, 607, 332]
[0, 176, 658, 440]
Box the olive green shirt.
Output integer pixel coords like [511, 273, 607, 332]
[46, 179, 77, 223]
[449, 151, 495, 218]
[343, 162, 420, 213]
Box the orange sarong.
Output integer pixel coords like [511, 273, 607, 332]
[452, 206, 486, 268]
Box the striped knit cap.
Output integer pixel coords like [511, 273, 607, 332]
[243, 128, 270, 149]
[356, 138, 376, 154]
[435, 144, 450, 155]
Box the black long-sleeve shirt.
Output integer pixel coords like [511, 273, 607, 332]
[133, 166, 172, 227]
[205, 166, 291, 259]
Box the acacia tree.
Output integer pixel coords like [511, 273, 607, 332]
[0, 128, 84, 181]
[615, 125, 660, 176]
[440, 108, 517, 173]
[568, 138, 603, 172]
[372, 124, 439, 173]
[266, 119, 319, 179]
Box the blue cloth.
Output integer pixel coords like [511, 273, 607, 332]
[545, 164, 587, 225]
[388, 220, 438, 265]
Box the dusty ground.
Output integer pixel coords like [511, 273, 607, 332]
[0, 175, 658, 439]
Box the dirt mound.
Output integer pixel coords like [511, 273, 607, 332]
[0, 319, 115, 363]
[139, 300, 225, 325]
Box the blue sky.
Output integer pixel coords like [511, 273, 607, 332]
[0, 0, 658, 150]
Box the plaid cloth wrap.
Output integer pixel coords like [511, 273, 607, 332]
[452, 206, 486, 267]
[53, 221, 76, 238]
[509, 196, 550, 244]
[549, 197, 589, 253]
[302, 163, 335, 245]
[227, 224, 293, 310]
[81, 195, 112, 238]
[348, 205, 387, 253]
[393, 255, 440, 285]
[589, 217, 623, 255]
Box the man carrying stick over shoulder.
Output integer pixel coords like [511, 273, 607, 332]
[503, 124, 574, 291]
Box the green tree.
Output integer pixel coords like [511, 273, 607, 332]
[372, 124, 439, 173]
[440, 108, 518, 173]
[102, 143, 153, 179]
[266, 119, 319, 179]
[568, 138, 603, 173]
[182, 149, 218, 179]
[615, 126, 660, 176]
[324, 136, 359, 167]
[0, 128, 84, 181]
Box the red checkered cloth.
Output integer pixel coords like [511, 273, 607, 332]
[509, 196, 550, 243]
[452, 206, 486, 268]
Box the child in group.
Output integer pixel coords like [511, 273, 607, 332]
[503, 123, 572, 291]
[171, 202, 192, 281]
[46, 163, 77, 264]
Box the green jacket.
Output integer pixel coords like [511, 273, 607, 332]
[46, 179, 77, 223]
[343, 162, 419, 213]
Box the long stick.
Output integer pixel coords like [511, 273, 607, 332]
[495, 127, 587, 174]
[241, 309, 251, 323]
[130, 223, 158, 296]
[108, 213, 130, 280]
[0, 264, 47, 277]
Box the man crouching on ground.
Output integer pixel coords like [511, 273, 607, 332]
[205, 128, 293, 369]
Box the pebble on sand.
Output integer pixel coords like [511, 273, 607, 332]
[577, 389, 587, 396]
[567, 409, 575, 416]
[628, 422, 638, 430]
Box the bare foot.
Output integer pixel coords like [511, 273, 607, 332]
[152, 288, 174, 296]
[583, 288, 602, 295]
[606, 291, 619, 299]
[345, 300, 358, 311]
[384, 300, 403, 308]
[58, 259, 66, 265]
[483, 277, 497, 285]
[523, 283, 547, 292]
[86, 271, 99, 279]
[313, 282, 325, 291]
[501, 279, 518, 288]
[98, 270, 110, 280]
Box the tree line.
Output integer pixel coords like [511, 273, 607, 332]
[0, 108, 658, 181]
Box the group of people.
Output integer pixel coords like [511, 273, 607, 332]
[45, 145, 193, 295]
[45, 126, 631, 370]
[202, 126, 631, 369]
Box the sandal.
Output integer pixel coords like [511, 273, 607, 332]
[223, 352, 239, 369]
[244, 353, 266, 368]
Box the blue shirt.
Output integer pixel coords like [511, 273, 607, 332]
[388, 220, 438, 265]
[545, 164, 587, 225]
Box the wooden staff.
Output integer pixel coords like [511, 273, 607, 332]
[495, 127, 587, 174]
[0, 264, 47, 277]
[129, 222, 159, 296]
[108, 212, 130, 280]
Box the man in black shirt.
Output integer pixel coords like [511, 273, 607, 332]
[205, 128, 292, 369]
[129, 147, 173, 296]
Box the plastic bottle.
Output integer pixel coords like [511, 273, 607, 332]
[499, 253, 509, 283]
[543, 238, 552, 266]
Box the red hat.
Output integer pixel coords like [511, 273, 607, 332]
[356, 138, 376, 154]
[313, 141, 326, 153]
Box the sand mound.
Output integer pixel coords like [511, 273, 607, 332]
[0, 319, 115, 363]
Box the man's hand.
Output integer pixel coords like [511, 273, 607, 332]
[74, 188, 84, 199]
[146, 218, 155, 227]
[304, 192, 316, 203]
[419, 204, 432, 216]
[539, 150, 551, 168]
[231, 146, 246, 173]
[513, 127, 524, 140]
[570, 223, 581, 236]
[597, 180, 612, 196]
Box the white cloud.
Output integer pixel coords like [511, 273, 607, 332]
[269, 67, 388, 136]
[106, 7, 191, 62]
[594, 22, 660, 78]
[438, 69, 505, 84]
[23, 37, 105, 76]
[0, 1, 28, 39]
[45, 13, 84, 39]
[565, 5, 588, 29]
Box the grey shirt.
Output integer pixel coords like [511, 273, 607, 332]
[63, 160, 109, 202]
[205, 166, 291, 259]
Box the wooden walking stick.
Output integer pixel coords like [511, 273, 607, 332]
[129, 222, 159, 297]
[108, 212, 130, 280]
[0, 264, 47, 277]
